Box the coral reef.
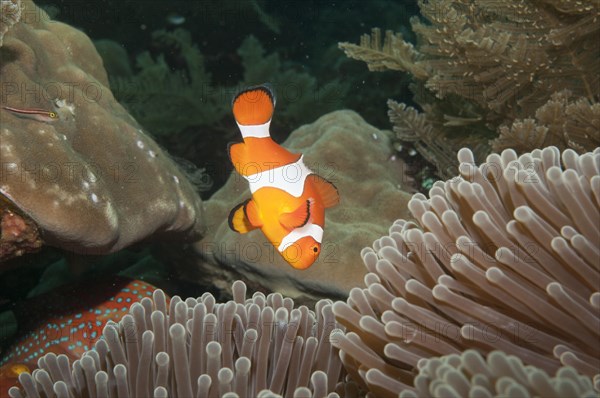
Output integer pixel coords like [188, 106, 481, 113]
[8, 281, 351, 398]
[0, 1, 204, 259]
[340, 1, 600, 178]
[405, 350, 598, 398]
[195, 110, 413, 301]
[331, 146, 599, 396]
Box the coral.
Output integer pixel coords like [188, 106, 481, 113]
[0, 0, 20, 47]
[404, 350, 597, 398]
[339, 1, 600, 176]
[237, 36, 349, 134]
[8, 281, 352, 398]
[331, 146, 600, 397]
[493, 90, 600, 153]
[111, 31, 349, 138]
[0, 205, 41, 261]
[387, 100, 490, 179]
[0, 1, 204, 258]
[93, 39, 133, 78]
[110, 29, 227, 137]
[196, 110, 413, 302]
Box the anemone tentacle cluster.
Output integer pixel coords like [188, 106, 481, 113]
[331, 146, 600, 397]
[404, 350, 597, 398]
[9, 281, 353, 398]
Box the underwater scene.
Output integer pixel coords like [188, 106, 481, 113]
[0, 0, 599, 397]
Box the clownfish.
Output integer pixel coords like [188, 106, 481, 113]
[228, 84, 340, 270]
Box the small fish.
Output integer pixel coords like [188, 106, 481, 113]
[1, 106, 59, 123]
[0, 278, 164, 396]
[166, 12, 185, 26]
[228, 84, 340, 270]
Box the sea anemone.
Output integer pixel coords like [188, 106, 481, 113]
[406, 349, 597, 398]
[331, 146, 600, 397]
[9, 281, 352, 398]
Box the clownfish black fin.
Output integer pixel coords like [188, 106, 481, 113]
[280, 199, 312, 230]
[228, 199, 259, 233]
[232, 84, 275, 125]
[307, 175, 340, 208]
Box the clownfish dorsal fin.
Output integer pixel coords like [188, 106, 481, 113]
[307, 175, 340, 208]
[280, 199, 312, 230]
[232, 84, 275, 126]
[228, 199, 260, 233]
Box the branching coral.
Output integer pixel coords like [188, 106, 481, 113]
[9, 281, 352, 398]
[387, 100, 490, 178]
[331, 146, 600, 397]
[493, 90, 600, 153]
[340, 0, 600, 177]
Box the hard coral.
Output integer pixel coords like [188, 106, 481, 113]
[0, 0, 203, 257]
[332, 146, 599, 396]
[0, 207, 41, 261]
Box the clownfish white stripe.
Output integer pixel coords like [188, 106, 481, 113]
[237, 120, 271, 138]
[243, 155, 314, 198]
[278, 221, 324, 252]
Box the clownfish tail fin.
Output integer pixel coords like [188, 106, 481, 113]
[232, 84, 276, 126]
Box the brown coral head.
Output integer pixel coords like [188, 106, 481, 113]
[0, 0, 204, 257]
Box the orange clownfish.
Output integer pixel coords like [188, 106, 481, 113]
[228, 84, 340, 270]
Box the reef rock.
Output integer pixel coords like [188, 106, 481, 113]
[195, 110, 412, 300]
[0, 0, 204, 259]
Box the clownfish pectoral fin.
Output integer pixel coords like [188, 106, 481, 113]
[307, 175, 340, 208]
[244, 199, 262, 227]
[232, 84, 275, 125]
[227, 142, 249, 175]
[280, 199, 312, 230]
[228, 199, 260, 233]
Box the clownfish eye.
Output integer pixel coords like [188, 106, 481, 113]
[313, 246, 318, 253]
